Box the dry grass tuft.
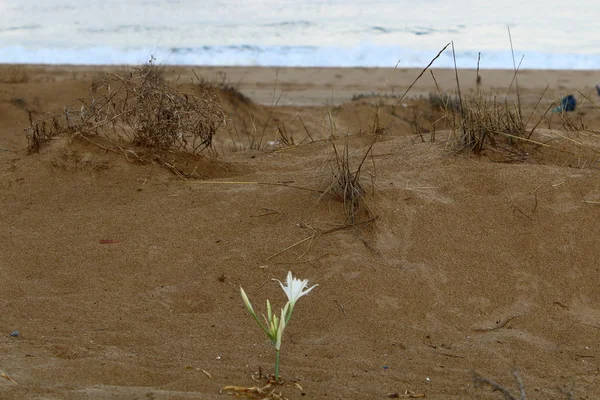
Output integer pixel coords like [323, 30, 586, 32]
[558, 110, 587, 132]
[452, 95, 526, 154]
[276, 122, 296, 146]
[445, 40, 530, 155]
[227, 118, 265, 152]
[25, 59, 225, 165]
[440, 39, 540, 156]
[368, 103, 387, 135]
[25, 111, 62, 154]
[325, 139, 375, 223]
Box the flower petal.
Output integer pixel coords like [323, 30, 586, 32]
[276, 272, 318, 306]
[275, 279, 289, 300]
[301, 283, 319, 296]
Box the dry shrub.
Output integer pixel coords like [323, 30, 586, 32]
[26, 60, 225, 158]
[137, 59, 166, 84]
[87, 63, 223, 152]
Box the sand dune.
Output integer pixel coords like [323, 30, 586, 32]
[1, 64, 600, 399]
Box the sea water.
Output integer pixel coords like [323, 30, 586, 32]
[1, 0, 599, 69]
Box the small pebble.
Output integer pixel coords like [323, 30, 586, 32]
[9, 330, 19, 337]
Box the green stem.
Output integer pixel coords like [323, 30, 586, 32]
[248, 311, 269, 337]
[275, 349, 281, 382]
[285, 304, 294, 325]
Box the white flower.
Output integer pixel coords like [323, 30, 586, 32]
[276, 271, 318, 307]
[239, 272, 317, 381]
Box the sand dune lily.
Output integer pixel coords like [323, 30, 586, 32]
[275, 271, 319, 323]
[239, 271, 317, 381]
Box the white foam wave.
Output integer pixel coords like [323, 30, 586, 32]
[1, 44, 599, 70]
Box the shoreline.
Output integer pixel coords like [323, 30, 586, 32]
[4, 63, 600, 74]
[2, 64, 599, 106]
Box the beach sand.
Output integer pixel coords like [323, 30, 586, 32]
[1, 64, 600, 399]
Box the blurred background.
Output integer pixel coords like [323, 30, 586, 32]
[1, 0, 599, 68]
